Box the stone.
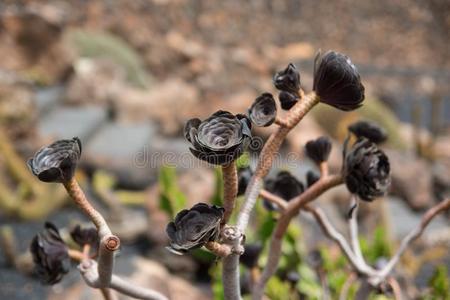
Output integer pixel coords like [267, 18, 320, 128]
[385, 197, 449, 240]
[387, 150, 434, 210]
[84, 121, 156, 188]
[34, 85, 65, 115]
[37, 106, 107, 142]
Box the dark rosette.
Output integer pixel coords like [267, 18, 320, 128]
[237, 166, 253, 196]
[70, 225, 99, 249]
[184, 111, 252, 165]
[278, 91, 299, 110]
[313, 51, 365, 111]
[305, 136, 332, 164]
[166, 203, 225, 254]
[248, 93, 277, 127]
[306, 170, 320, 187]
[263, 171, 304, 210]
[30, 222, 70, 284]
[344, 138, 391, 201]
[240, 243, 263, 268]
[27, 137, 82, 183]
[348, 120, 387, 144]
[286, 271, 300, 285]
[273, 63, 301, 96]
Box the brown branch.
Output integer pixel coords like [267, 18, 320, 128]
[259, 189, 288, 211]
[205, 241, 233, 257]
[222, 163, 238, 224]
[371, 198, 450, 285]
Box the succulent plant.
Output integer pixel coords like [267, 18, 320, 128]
[348, 120, 387, 144]
[240, 243, 263, 268]
[166, 203, 225, 254]
[273, 63, 301, 96]
[248, 93, 277, 127]
[30, 223, 70, 285]
[306, 170, 320, 187]
[263, 171, 304, 210]
[27, 137, 82, 183]
[70, 225, 99, 249]
[344, 138, 391, 201]
[313, 51, 365, 111]
[237, 166, 253, 196]
[305, 136, 332, 164]
[278, 91, 299, 110]
[184, 111, 252, 165]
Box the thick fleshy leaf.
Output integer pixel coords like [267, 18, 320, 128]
[313, 51, 365, 111]
[248, 93, 277, 127]
[348, 120, 387, 144]
[263, 171, 304, 211]
[28, 137, 81, 183]
[305, 136, 332, 164]
[273, 63, 301, 95]
[165, 203, 224, 253]
[344, 138, 390, 201]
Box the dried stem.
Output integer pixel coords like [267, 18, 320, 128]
[259, 189, 288, 211]
[274, 117, 289, 127]
[388, 277, 402, 300]
[63, 177, 120, 287]
[349, 196, 365, 266]
[80, 260, 168, 300]
[371, 198, 450, 285]
[222, 163, 238, 224]
[252, 174, 344, 300]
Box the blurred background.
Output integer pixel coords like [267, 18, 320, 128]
[0, 0, 449, 299]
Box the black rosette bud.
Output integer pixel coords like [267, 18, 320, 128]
[30, 222, 70, 285]
[306, 170, 320, 187]
[166, 203, 225, 254]
[248, 93, 277, 127]
[278, 91, 299, 110]
[344, 138, 391, 201]
[348, 120, 387, 144]
[305, 136, 332, 164]
[240, 243, 263, 268]
[27, 137, 82, 183]
[273, 63, 300, 96]
[286, 271, 300, 285]
[70, 225, 99, 249]
[263, 171, 304, 210]
[237, 166, 253, 196]
[313, 51, 365, 111]
[184, 111, 252, 166]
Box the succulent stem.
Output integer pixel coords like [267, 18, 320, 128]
[221, 163, 238, 224]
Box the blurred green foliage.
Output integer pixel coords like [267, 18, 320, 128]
[66, 29, 151, 87]
[424, 265, 450, 300]
[158, 165, 187, 218]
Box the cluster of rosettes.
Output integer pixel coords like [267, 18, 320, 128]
[30, 223, 99, 285]
[344, 121, 391, 201]
[169, 50, 386, 254]
[165, 203, 225, 254]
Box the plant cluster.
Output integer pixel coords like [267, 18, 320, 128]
[25, 50, 449, 300]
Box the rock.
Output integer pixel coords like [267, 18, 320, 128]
[387, 150, 434, 210]
[37, 105, 107, 142]
[34, 85, 65, 115]
[84, 121, 157, 188]
[431, 158, 450, 199]
[64, 58, 126, 106]
[385, 197, 449, 240]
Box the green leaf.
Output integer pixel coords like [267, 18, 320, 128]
[428, 265, 450, 300]
[158, 165, 186, 218]
[210, 167, 224, 206]
[236, 152, 250, 169]
[266, 276, 292, 300]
